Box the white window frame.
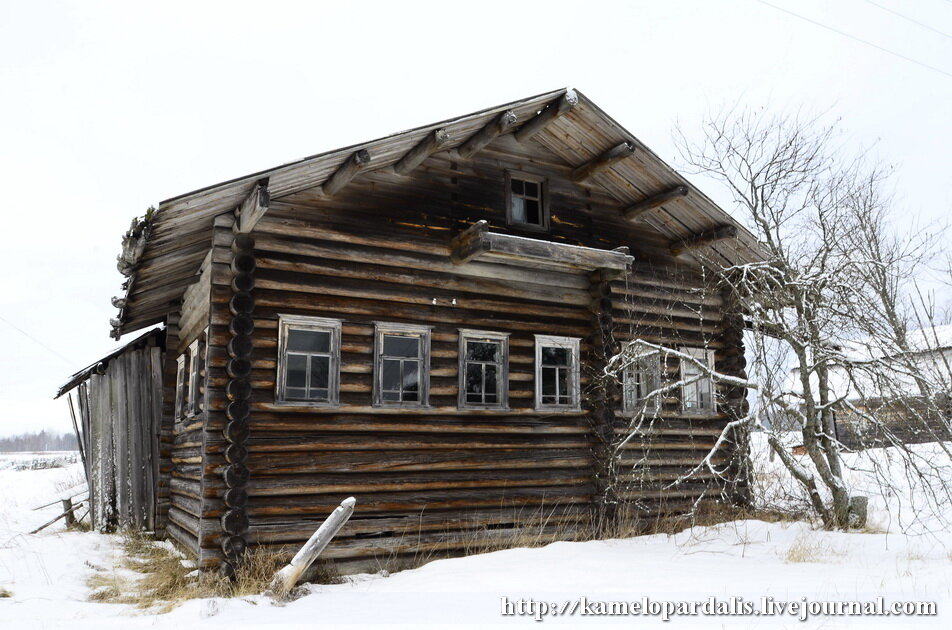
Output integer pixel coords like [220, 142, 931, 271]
[373, 322, 431, 408]
[186, 338, 203, 416]
[174, 353, 187, 421]
[458, 329, 510, 410]
[534, 334, 581, 411]
[276, 314, 342, 407]
[680, 346, 716, 414]
[622, 341, 661, 415]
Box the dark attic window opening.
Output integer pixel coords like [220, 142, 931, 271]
[507, 172, 548, 230]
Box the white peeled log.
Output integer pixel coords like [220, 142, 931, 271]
[269, 496, 356, 595]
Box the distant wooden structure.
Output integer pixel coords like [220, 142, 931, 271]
[58, 89, 764, 576]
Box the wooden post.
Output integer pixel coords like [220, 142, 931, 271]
[269, 497, 356, 595]
[62, 498, 76, 527]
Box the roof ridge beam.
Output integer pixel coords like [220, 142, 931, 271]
[571, 141, 636, 182]
[394, 128, 450, 176]
[624, 186, 689, 222]
[321, 149, 371, 198]
[670, 225, 738, 257]
[457, 110, 518, 159]
[514, 89, 579, 143]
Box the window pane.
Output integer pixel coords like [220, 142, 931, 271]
[286, 386, 307, 400]
[310, 355, 330, 390]
[557, 367, 569, 400]
[466, 392, 482, 403]
[403, 361, 420, 392]
[286, 354, 308, 388]
[511, 196, 526, 223]
[288, 329, 330, 353]
[525, 199, 540, 225]
[403, 391, 419, 402]
[467, 341, 499, 362]
[541, 346, 568, 366]
[524, 181, 538, 198]
[511, 178, 524, 195]
[466, 364, 483, 394]
[382, 359, 401, 392]
[542, 366, 556, 397]
[384, 335, 420, 358]
[383, 391, 400, 402]
[485, 393, 498, 404]
[485, 365, 497, 395]
[311, 388, 329, 401]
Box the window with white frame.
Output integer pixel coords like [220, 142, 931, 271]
[680, 346, 715, 413]
[174, 353, 187, 420]
[276, 315, 341, 405]
[622, 342, 661, 414]
[535, 335, 581, 410]
[374, 323, 430, 406]
[186, 338, 205, 416]
[459, 330, 509, 409]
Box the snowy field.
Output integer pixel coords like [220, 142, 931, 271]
[2, 444, 952, 629]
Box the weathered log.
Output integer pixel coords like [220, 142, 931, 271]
[322, 150, 371, 198]
[394, 128, 449, 176]
[623, 185, 689, 221]
[457, 110, 517, 159]
[571, 142, 636, 182]
[514, 89, 578, 142]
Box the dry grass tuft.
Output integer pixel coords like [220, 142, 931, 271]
[0, 587, 13, 598]
[784, 531, 846, 563]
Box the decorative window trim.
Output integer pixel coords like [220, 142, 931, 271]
[458, 329, 510, 410]
[373, 322, 432, 408]
[680, 346, 716, 415]
[174, 353, 187, 421]
[186, 338, 203, 416]
[534, 334, 581, 412]
[505, 170, 550, 231]
[276, 314, 342, 407]
[621, 341, 662, 415]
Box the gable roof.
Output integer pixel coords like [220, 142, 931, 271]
[113, 88, 765, 338]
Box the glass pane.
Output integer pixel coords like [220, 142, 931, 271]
[511, 178, 524, 195]
[542, 366, 556, 397]
[485, 365, 497, 395]
[541, 394, 555, 404]
[683, 382, 698, 408]
[383, 391, 400, 402]
[311, 388, 329, 401]
[403, 391, 419, 402]
[384, 335, 420, 358]
[310, 356, 330, 389]
[466, 392, 482, 403]
[541, 346, 568, 366]
[403, 361, 419, 392]
[557, 367, 569, 400]
[382, 359, 401, 392]
[467, 341, 499, 362]
[288, 329, 330, 353]
[511, 196, 526, 223]
[286, 386, 307, 400]
[287, 354, 307, 388]
[525, 199, 540, 225]
[698, 378, 712, 409]
[524, 181, 538, 198]
[485, 393, 497, 404]
[466, 364, 483, 394]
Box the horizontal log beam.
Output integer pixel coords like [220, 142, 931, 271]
[514, 89, 579, 143]
[321, 150, 371, 198]
[571, 142, 636, 182]
[670, 225, 738, 257]
[236, 178, 271, 234]
[450, 220, 490, 264]
[393, 128, 449, 176]
[623, 185, 689, 222]
[457, 110, 517, 159]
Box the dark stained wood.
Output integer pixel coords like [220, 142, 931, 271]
[623, 185, 690, 221]
[669, 225, 739, 257]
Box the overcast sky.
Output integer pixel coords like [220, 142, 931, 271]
[1, 0, 950, 437]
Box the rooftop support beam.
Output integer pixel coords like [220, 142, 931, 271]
[236, 178, 270, 234]
[669, 225, 738, 257]
[623, 185, 689, 222]
[457, 110, 517, 159]
[394, 128, 450, 176]
[321, 149, 371, 198]
[571, 142, 636, 182]
[514, 89, 579, 143]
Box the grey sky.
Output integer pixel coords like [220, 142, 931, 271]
[1, 0, 950, 436]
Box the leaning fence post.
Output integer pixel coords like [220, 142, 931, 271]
[269, 496, 356, 595]
[62, 498, 76, 527]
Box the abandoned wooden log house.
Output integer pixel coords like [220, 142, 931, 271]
[57, 88, 763, 576]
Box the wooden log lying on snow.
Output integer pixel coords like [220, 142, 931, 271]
[269, 496, 356, 595]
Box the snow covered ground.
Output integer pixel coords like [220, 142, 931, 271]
[2, 445, 951, 629]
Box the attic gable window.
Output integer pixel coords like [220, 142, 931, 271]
[374, 323, 431, 407]
[535, 335, 581, 411]
[276, 315, 341, 406]
[506, 172, 549, 229]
